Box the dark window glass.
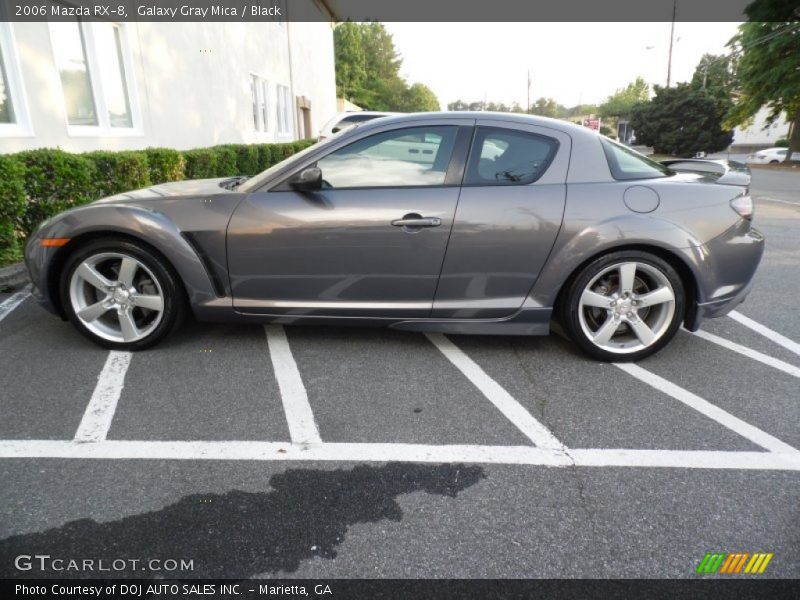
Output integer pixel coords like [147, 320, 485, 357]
[331, 113, 384, 133]
[464, 127, 559, 186]
[600, 137, 673, 180]
[316, 125, 457, 188]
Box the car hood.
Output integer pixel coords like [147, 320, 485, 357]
[92, 177, 241, 205]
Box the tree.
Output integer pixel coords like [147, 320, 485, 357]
[400, 83, 440, 112]
[599, 76, 649, 119]
[333, 22, 440, 112]
[724, 0, 800, 161]
[630, 83, 733, 156]
[529, 97, 565, 118]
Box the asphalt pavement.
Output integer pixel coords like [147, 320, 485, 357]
[0, 170, 797, 580]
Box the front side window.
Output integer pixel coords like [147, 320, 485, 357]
[315, 125, 458, 188]
[600, 137, 673, 180]
[465, 127, 559, 186]
[50, 21, 137, 132]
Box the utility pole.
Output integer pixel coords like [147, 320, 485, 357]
[666, 0, 676, 87]
[527, 69, 531, 114]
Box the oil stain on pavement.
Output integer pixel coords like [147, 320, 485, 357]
[0, 463, 485, 578]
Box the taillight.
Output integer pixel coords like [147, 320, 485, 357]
[730, 195, 753, 220]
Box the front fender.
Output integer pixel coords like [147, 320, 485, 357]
[27, 203, 221, 316]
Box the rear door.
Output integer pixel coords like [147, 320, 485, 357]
[432, 120, 571, 319]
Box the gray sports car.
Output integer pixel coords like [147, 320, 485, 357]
[25, 113, 764, 361]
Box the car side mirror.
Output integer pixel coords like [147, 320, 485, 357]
[289, 166, 322, 191]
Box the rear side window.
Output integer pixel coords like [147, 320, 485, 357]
[600, 137, 673, 180]
[464, 127, 559, 186]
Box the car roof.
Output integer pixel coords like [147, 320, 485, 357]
[350, 111, 598, 141]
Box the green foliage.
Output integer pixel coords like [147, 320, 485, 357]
[228, 144, 260, 176]
[182, 148, 218, 179]
[144, 148, 185, 183]
[775, 138, 789, 147]
[14, 149, 96, 238]
[334, 21, 440, 112]
[630, 83, 733, 156]
[0, 155, 26, 265]
[599, 125, 614, 136]
[529, 97, 566, 118]
[725, 1, 800, 159]
[599, 77, 649, 118]
[84, 150, 150, 198]
[211, 146, 239, 177]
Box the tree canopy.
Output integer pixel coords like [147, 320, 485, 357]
[334, 22, 441, 112]
[630, 83, 733, 156]
[724, 0, 800, 159]
[599, 77, 649, 119]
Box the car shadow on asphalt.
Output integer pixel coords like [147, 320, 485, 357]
[0, 462, 485, 578]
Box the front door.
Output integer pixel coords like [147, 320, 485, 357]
[227, 124, 468, 318]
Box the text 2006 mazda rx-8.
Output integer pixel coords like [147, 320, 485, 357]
[25, 113, 764, 361]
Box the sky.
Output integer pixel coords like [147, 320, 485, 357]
[384, 22, 742, 109]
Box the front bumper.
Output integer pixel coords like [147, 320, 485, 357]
[683, 223, 764, 331]
[24, 229, 62, 317]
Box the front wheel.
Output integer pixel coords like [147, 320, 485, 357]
[560, 251, 685, 361]
[61, 238, 185, 350]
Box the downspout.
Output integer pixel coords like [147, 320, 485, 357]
[284, 4, 297, 139]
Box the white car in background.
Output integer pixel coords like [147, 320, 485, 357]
[746, 147, 798, 164]
[318, 111, 396, 141]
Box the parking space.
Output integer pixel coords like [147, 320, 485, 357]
[0, 199, 798, 578]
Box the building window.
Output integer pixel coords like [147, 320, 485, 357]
[0, 23, 32, 137]
[49, 20, 139, 135]
[276, 84, 292, 136]
[250, 74, 270, 133]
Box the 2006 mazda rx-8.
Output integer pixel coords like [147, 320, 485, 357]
[25, 113, 764, 361]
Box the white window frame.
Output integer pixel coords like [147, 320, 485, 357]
[48, 21, 142, 137]
[0, 22, 33, 137]
[250, 73, 270, 134]
[276, 84, 293, 138]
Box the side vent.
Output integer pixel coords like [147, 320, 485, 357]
[181, 232, 226, 297]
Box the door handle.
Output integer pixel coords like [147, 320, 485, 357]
[391, 214, 442, 229]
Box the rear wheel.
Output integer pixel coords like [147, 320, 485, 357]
[560, 251, 685, 361]
[60, 238, 185, 350]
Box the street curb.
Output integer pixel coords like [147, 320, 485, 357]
[0, 262, 29, 292]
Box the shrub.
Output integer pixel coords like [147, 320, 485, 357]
[144, 147, 185, 183]
[14, 149, 96, 238]
[84, 150, 150, 198]
[0, 155, 26, 265]
[211, 145, 239, 177]
[775, 138, 789, 148]
[182, 148, 218, 179]
[227, 144, 260, 176]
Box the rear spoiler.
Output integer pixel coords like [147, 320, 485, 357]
[659, 159, 751, 187]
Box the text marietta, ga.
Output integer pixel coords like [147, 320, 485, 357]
[16, 584, 333, 596]
[137, 4, 282, 17]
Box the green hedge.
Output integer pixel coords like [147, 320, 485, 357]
[0, 140, 316, 266]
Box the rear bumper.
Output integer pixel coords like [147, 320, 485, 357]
[684, 224, 764, 331]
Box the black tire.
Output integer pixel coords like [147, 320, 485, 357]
[769, 160, 779, 164]
[60, 237, 186, 350]
[559, 250, 685, 362]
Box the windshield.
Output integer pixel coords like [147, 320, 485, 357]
[600, 137, 674, 180]
[238, 138, 333, 193]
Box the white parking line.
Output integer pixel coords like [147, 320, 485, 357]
[265, 325, 322, 445]
[0, 285, 31, 324]
[0, 440, 798, 471]
[73, 351, 132, 442]
[728, 311, 800, 356]
[690, 329, 800, 378]
[615, 363, 799, 455]
[425, 333, 566, 451]
[756, 196, 800, 208]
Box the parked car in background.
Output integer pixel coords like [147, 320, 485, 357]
[318, 111, 395, 140]
[746, 147, 799, 164]
[25, 113, 763, 361]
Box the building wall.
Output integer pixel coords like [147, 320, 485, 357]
[0, 14, 336, 153]
[731, 106, 791, 148]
